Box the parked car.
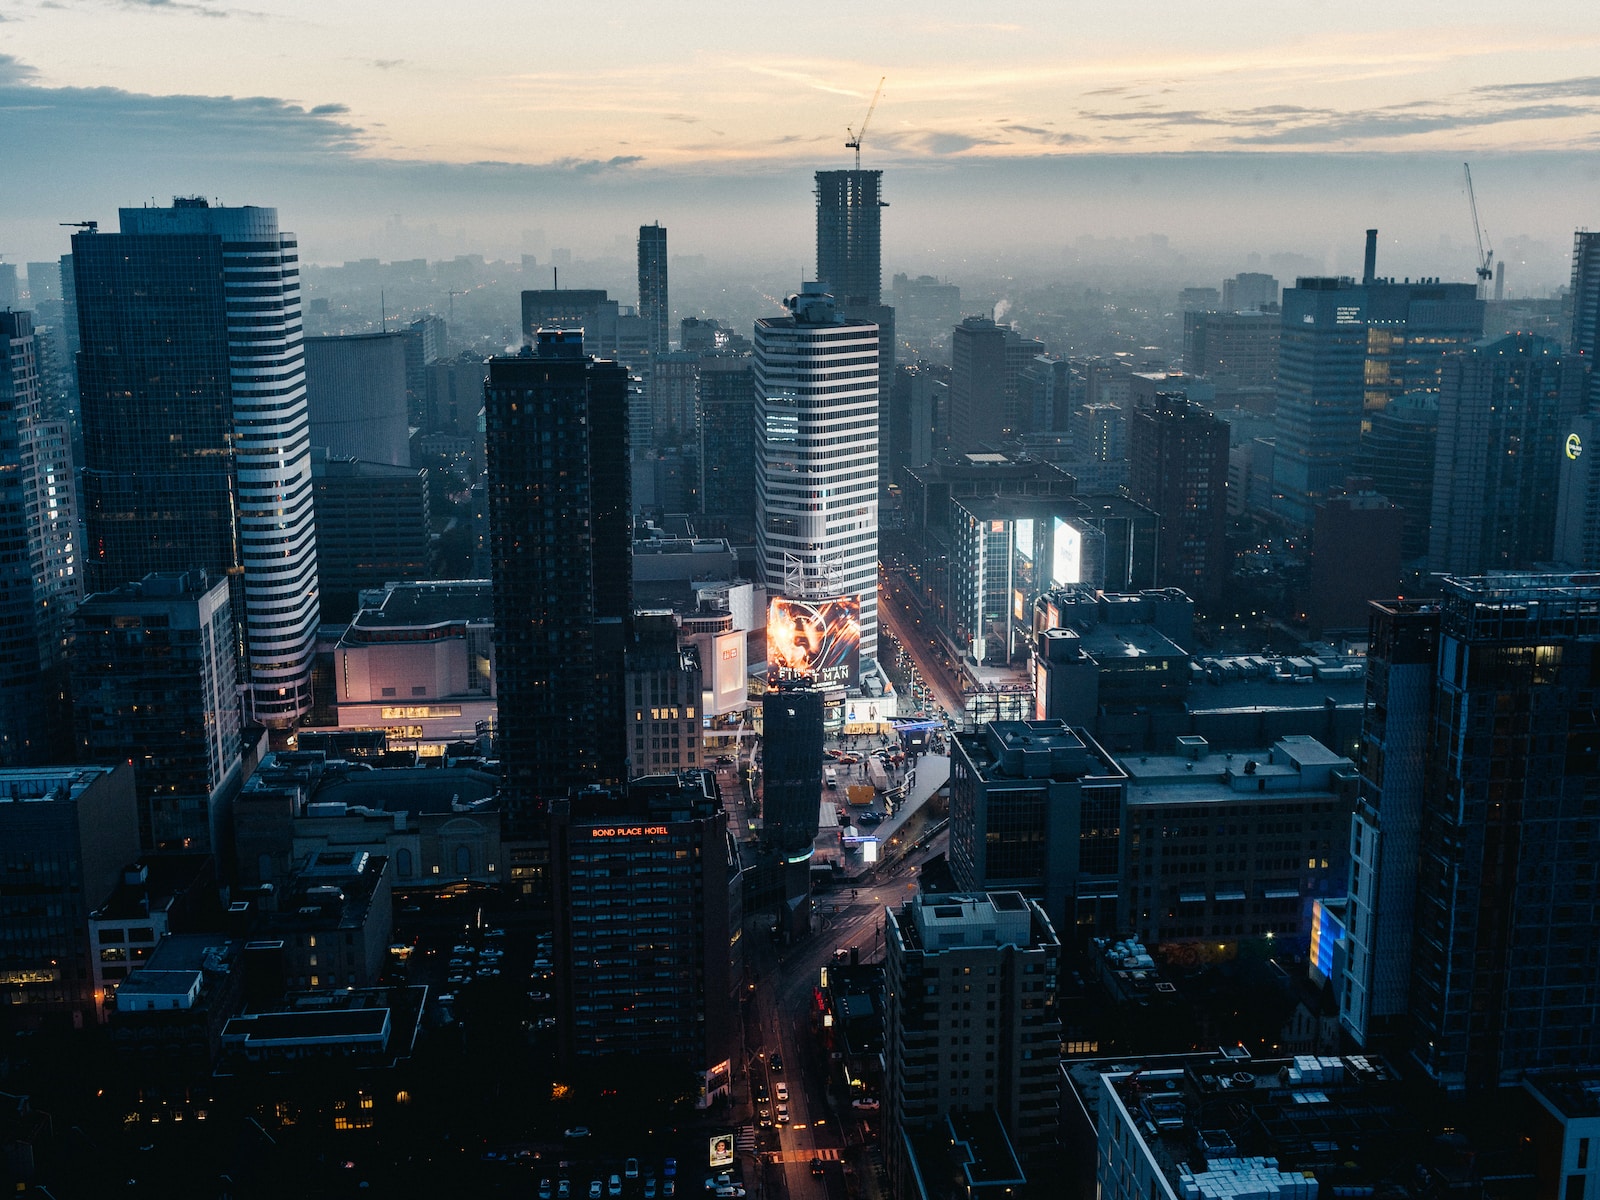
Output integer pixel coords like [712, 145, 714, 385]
[851, 1097, 880, 1111]
[565, 1127, 591, 1139]
[663, 1159, 676, 1178]
[559, 1182, 572, 1199]
[609, 1176, 622, 1197]
[541, 1180, 553, 1199]
[625, 1159, 640, 1180]
[644, 1179, 658, 1199]
[588, 1184, 602, 1200]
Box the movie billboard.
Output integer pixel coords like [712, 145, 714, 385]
[767, 595, 861, 688]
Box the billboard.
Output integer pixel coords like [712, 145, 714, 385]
[709, 1133, 735, 1169]
[1050, 517, 1082, 588]
[708, 630, 748, 716]
[767, 595, 861, 688]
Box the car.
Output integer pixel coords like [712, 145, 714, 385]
[541, 1181, 554, 1199]
[774, 1082, 788, 1102]
[565, 1127, 591, 1139]
[644, 1180, 657, 1199]
[769, 1053, 783, 1072]
[857, 811, 884, 825]
[810, 1159, 825, 1178]
[537, 1017, 556, 1029]
[625, 1159, 640, 1180]
[589, 1185, 603, 1200]
[486, 928, 505, 939]
[452, 944, 473, 955]
[664, 1183, 675, 1199]
[714, 1189, 745, 1199]
[775, 1104, 790, 1124]
[608, 1176, 623, 1197]
[559, 1183, 572, 1200]
[756, 1108, 772, 1128]
[527, 990, 551, 1002]
[716, 755, 735, 765]
[436, 992, 455, 1005]
[663, 1159, 676, 1179]
[851, 1097, 881, 1111]
[752, 1082, 768, 1101]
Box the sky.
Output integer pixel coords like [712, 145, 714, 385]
[3, 0, 1599, 288]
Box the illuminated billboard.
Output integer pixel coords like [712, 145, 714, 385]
[767, 595, 860, 688]
[1050, 517, 1082, 588]
[707, 630, 748, 716]
[709, 1133, 734, 1169]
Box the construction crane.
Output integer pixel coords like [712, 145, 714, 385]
[60, 220, 99, 234]
[1462, 163, 1493, 293]
[845, 77, 885, 171]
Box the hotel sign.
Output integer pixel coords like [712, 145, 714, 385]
[589, 825, 670, 838]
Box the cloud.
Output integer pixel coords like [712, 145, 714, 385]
[310, 103, 349, 115]
[0, 53, 36, 82]
[549, 154, 645, 174]
[109, 0, 231, 15]
[1230, 102, 1600, 146]
[1472, 76, 1600, 101]
[371, 59, 405, 70]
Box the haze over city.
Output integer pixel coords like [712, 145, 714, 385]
[3, 0, 1600, 287]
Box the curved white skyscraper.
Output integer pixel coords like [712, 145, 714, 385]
[755, 284, 879, 671]
[75, 201, 319, 727]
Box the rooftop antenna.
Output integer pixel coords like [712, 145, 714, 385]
[845, 76, 886, 171]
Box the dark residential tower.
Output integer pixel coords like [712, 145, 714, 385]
[485, 332, 632, 836]
[815, 170, 882, 308]
[1127, 391, 1230, 604]
[638, 223, 669, 356]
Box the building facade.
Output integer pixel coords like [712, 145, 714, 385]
[485, 333, 632, 833]
[73, 201, 320, 728]
[626, 611, 704, 775]
[698, 356, 757, 522]
[0, 309, 81, 765]
[304, 332, 411, 467]
[638, 223, 669, 356]
[815, 170, 882, 308]
[71, 570, 245, 856]
[310, 453, 433, 623]
[1127, 392, 1230, 605]
[754, 285, 880, 669]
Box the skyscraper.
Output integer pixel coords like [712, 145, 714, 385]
[0, 310, 81, 765]
[1569, 230, 1600, 363]
[948, 317, 1046, 450]
[1428, 334, 1582, 574]
[1127, 391, 1230, 604]
[73, 201, 319, 728]
[638, 223, 669, 356]
[1405, 574, 1600, 1089]
[754, 284, 879, 669]
[815, 170, 882, 308]
[485, 331, 632, 836]
[697, 357, 757, 522]
[303, 332, 410, 466]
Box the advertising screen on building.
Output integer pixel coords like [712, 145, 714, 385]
[1050, 517, 1082, 588]
[708, 630, 748, 716]
[767, 595, 860, 688]
[709, 1133, 735, 1169]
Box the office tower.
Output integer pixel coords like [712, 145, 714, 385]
[638, 223, 669, 356]
[890, 273, 962, 325]
[1570, 230, 1600, 363]
[697, 357, 756, 521]
[71, 571, 245, 856]
[0, 263, 16, 308]
[1307, 492, 1403, 633]
[1428, 334, 1582, 574]
[485, 331, 632, 835]
[625, 611, 703, 774]
[425, 350, 489, 441]
[1222, 271, 1280, 311]
[549, 772, 738, 1101]
[1181, 309, 1279, 411]
[304, 333, 410, 466]
[310, 454, 433, 622]
[0, 310, 82, 765]
[25, 263, 62, 306]
[1127, 392, 1230, 604]
[0, 762, 140, 1023]
[761, 681, 824, 853]
[647, 350, 699, 448]
[1179, 286, 1220, 311]
[401, 314, 445, 428]
[1555, 412, 1600, 568]
[888, 362, 946, 478]
[1338, 599, 1440, 1050]
[815, 170, 882, 307]
[1351, 394, 1438, 563]
[883, 890, 1061, 1183]
[754, 284, 880, 670]
[1269, 278, 1370, 530]
[73, 201, 319, 729]
[1407, 575, 1600, 1089]
[949, 317, 1047, 449]
[948, 719, 1126, 934]
[521, 289, 620, 353]
[1361, 279, 1482, 413]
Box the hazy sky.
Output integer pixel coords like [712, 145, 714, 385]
[3, 0, 1599, 286]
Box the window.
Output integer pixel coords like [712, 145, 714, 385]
[396, 848, 413, 877]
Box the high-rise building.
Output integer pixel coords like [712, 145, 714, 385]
[72, 201, 319, 728]
[1401, 575, 1600, 1090]
[0, 310, 81, 765]
[697, 357, 756, 521]
[1338, 598, 1440, 1051]
[1351, 394, 1439, 563]
[754, 284, 880, 669]
[815, 170, 882, 308]
[883, 890, 1061, 1183]
[1569, 230, 1600, 364]
[401, 314, 446, 429]
[549, 772, 739, 1103]
[1127, 392, 1230, 604]
[638, 223, 669, 356]
[310, 454, 433, 623]
[1428, 334, 1582, 574]
[1222, 271, 1280, 312]
[625, 612, 703, 774]
[485, 332, 632, 838]
[71, 571, 245, 856]
[0, 263, 16, 308]
[647, 350, 699, 449]
[1181, 309, 1279, 411]
[0, 763, 140, 1023]
[304, 332, 410, 467]
[760, 683, 824, 859]
[949, 317, 1047, 450]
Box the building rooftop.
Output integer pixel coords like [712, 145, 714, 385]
[897, 891, 1056, 954]
[311, 767, 498, 816]
[1121, 735, 1354, 806]
[1524, 1072, 1600, 1121]
[947, 1109, 1026, 1189]
[0, 765, 123, 804]
[348, 579, 493, 631]
[956, 720, 1126, 784]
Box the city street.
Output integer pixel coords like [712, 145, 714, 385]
[877, 563, 967, 716]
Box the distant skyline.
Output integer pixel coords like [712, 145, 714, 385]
[3, 1, 1598, 286]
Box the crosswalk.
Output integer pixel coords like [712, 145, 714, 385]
[767, 1148, 841, 1164]
[734, 1127, 756, 1152]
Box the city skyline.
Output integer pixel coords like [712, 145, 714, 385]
[2, 4, 1599, 283]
